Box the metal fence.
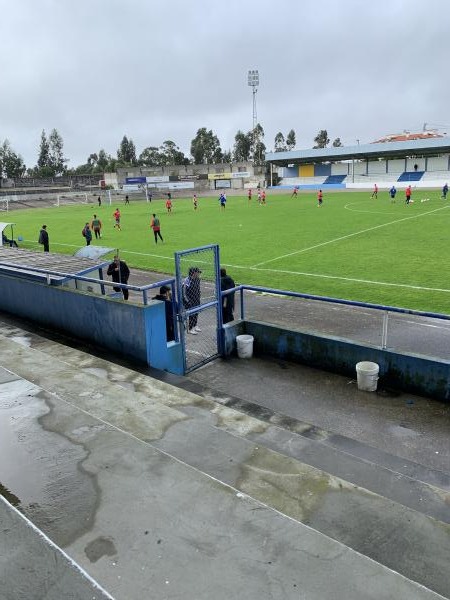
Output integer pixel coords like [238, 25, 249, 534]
[175, 245, 221, 373]
[2, 256, 449, 366]
[222, 285, 450, 362]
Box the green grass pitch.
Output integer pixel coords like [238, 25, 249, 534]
[9, 189, 450, 314]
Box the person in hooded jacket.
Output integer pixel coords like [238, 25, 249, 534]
[153, 285, 175, 342]
[220, 268, 235, 324]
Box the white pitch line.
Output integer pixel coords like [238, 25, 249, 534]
[22, 239, 175, 261]
[252, 204, 450, 268]
[222, 262, 450, 293]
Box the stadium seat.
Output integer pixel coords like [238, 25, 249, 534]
[397, 171, 424, 182]
[323, 174, 347, 184]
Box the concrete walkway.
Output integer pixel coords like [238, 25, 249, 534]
[0, 314, 449, 599]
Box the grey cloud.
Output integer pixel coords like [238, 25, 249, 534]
[2, 0, 450, 167]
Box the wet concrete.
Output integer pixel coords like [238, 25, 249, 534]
[1, 318, 450, 598]
[1, 496, 112, 600]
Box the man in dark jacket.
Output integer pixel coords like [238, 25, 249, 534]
[38, 225, 49, 252]
[107, 255, 130, 300]
[153, 285, 175, 342]
[183, 267, 201, 334]
[83, 223, 92, 246]
[220, 268, 235, 324]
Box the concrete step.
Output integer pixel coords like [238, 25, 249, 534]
[0, 496, 113, 600]
[5, 321, 449, 522]
[0, 329, 450, 598]
[0, 350, 446, 600]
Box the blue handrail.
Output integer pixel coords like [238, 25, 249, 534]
[220, 284, 450, 322]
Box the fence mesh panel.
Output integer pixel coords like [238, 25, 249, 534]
[176, 245, 220, 372]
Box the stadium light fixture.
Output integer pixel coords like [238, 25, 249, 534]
[247, 70, 259, 132]
[248, 70, 260, 164]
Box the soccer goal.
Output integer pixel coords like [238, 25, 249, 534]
[55, 193, 89, 207]
[0, 198, 10, 212]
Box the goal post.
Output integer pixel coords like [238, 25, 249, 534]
[55, 193, 89, 207]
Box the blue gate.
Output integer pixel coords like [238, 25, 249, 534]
[174, 244, 223, 373]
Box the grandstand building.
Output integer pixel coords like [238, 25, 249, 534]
[266, 137, 450, 190]
[116, 161, 264, 193]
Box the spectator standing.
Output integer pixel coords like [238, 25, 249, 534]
[82, 223, 92, 246]
[107, 255, 130, 300]
[151, 214, 164, 243]
[220, 268, 235, 324]
[91, 214, 102, 239]
[153, 285, 175, 342]
[183, 267, 202, 334]
[38, 225, 49, 252]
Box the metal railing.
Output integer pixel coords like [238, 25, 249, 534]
[0, 260, 178, 340]
[221, 285, 450, 360]
[0, 259, 174, 302]
[2, 257, 449, 359]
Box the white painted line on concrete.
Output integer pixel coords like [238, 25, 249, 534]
[0, 495, 116, 600]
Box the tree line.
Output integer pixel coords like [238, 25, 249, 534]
[0, 127, 342, 179]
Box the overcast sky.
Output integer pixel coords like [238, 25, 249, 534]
[2, 0, 449, 168]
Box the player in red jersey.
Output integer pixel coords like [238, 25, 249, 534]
[113, 208, 121, 230]
[317, 189, 323, 207]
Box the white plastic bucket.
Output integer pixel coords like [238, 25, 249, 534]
[236, 334, 254, 359]
[356, 361, 379, 392]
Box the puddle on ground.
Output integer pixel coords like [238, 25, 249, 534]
[0, 393, 99, 546]
[85, 536, 117, 562]
[0, 481, 21, 507]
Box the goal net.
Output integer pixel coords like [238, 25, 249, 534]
[55, 193, 90, 207]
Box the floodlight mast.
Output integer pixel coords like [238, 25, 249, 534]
[248, 69, 260, 164]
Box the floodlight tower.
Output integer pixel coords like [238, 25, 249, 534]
[248, 69, 260, 163]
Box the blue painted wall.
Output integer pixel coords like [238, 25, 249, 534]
[283, 167, 299, 177]
[314, 164, 331, 176]
[0, 272, 183, 375]
[223, 320, 450, 403]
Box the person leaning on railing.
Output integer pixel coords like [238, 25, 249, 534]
[153, 285, 175, 342]
[107, 255, 130, 300]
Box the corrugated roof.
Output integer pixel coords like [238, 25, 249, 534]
[0, 247, 110, 282]
[266, 137, 450, 165]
